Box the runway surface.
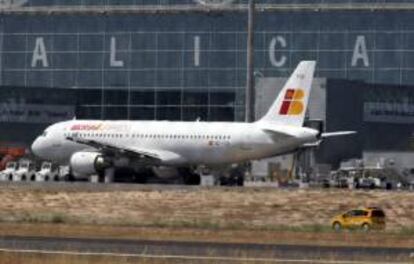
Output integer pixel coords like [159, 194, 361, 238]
[0, 236, 412, 262]
[0, 181, 188, 191]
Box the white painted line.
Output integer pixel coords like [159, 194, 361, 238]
[0, 248, 411, 264]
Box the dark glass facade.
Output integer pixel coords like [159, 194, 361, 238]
[12, 0, 414, 6]
[0, 1, 413, 148]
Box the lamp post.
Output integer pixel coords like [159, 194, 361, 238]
[245, 0, 255, 122]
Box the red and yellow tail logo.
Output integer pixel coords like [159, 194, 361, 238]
[279, 89, 305, 115]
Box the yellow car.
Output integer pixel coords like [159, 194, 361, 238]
[331, 207, 386, 231]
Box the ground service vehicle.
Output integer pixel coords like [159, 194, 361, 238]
[0, 161, 18, 181]
[36, 162, 60, 181]
[12, 160, 36, 181]
[331, 207, 386, 231]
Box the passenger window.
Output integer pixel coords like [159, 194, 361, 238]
[344, 211, 354, 217]
[354, 210, 368, 217]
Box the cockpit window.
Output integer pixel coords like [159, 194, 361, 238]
[41, 131, 48, 137]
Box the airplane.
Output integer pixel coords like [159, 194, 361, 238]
[31, 61, 354, 183]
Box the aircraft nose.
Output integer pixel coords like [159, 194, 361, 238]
[31, 137, 45, 158]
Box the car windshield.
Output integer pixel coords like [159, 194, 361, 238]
[6, 163, 15, 169]
[371, 210, 385, 217]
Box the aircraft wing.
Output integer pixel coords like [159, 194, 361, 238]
[66, 136, 161, 162]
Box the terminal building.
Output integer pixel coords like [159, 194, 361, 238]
[0, 0, 413, 178]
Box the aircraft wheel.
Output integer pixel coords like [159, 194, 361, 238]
[361, 223, 370, 232]
[332, 222, 342, 232]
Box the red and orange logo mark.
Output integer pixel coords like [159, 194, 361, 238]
[279, 89, 305, 115]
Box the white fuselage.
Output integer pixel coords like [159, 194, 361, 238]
[32, 120, 318, 167]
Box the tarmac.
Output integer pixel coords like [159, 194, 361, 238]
[0, 235, 412, 262]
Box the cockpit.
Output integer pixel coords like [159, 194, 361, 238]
[32, 122, 68, 162]
[32, 128, 53, 160]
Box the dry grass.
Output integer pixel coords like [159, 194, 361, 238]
[0, 186, 414, 247]
[0, 187, 413, 229]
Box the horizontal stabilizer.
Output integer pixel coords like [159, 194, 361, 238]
[321, 131, 356, 138]
[302, 141, 322, 148]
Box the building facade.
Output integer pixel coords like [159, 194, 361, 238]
[0, 0, 413, 152]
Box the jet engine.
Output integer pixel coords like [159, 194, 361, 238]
[70, 152, 111, 178]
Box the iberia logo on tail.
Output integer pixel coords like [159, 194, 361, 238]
[279, 89, 305, 115]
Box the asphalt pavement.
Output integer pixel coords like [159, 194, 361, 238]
[0, 235, 412, 262]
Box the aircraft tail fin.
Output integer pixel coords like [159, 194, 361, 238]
[257, 61, 316, 127]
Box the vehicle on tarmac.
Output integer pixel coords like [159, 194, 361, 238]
[35, 162, 60, 182]
[355, 177, 382, 189]
[331, 207, 386, 231]
[31, 61, 355, 183]
[12, 160, 36, 181]
[0, 161, 18, 181]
